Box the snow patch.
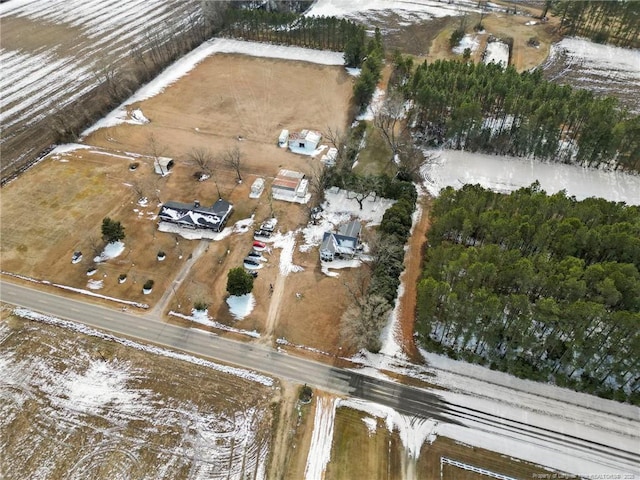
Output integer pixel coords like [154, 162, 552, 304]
[226, 294, 256, 320]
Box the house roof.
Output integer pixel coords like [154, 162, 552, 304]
[289, 129, 321, 144]
[159, 199, 232, 231]
[320, 231, 358, 256]
[338, 220, 361, 239]
[272, 169, 305, 191]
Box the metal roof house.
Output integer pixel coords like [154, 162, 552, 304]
[158, 199, 232, 232]
[320, 220, 362, 262]
[288, 129, 322, 155]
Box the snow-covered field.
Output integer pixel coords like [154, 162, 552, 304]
[543, 37, 640, 113]
[305, 0, 482, 21]
[421, 149, 640, 205]
[483, 40, 509, 67]
[0, 314, 275, 480]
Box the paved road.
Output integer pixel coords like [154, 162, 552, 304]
[2, 280, 639, 474]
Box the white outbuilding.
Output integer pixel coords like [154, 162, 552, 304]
[288, 129, 322, 155]
[249, 178, 265, 198]
[278, 129, 289, 148]
[271, 169, 309, 204]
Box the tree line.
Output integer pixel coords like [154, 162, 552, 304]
[400, 59, 640, 171]
[221, 8, 366, 52]
[553, 0, 640, 48]
[416, 183, 640, 404]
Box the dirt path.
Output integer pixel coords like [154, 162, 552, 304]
[147, 239, 209, 319]
[396, 194, 432, 362]
[262, 266, 286, 345]
[267, 381, 301, 479]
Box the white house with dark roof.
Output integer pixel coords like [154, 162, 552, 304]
[320, 220, 362, 262]
[288, 129, 322, 155]
[158, 199, 232, 232]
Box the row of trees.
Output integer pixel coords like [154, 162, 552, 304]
[220, 9, 367, 55]
[553, 0, 640, 48]
[339, 179, 417, 352]
[416, 184, 640, 403]
[400, 59, 640, 171]
[352, 27, 385, 111]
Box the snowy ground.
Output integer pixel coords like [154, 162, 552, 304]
[421, 149, 640, 205]
[1, 312, 275, 480]
[305, 0, 482, 21]
[452, 34, 480, 55]
[543, 37, 640, 114]
[483, 40, 510, 67]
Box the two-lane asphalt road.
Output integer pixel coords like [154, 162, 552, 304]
[2, 280, 639, 474]
[0, 281, 453, 422]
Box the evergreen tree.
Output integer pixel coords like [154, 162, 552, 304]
[226, 268, 254, 296]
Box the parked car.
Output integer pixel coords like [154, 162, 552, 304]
[244, 257, 260, 266]
[254, 229, 272, 239]
[247, 251, 262, 259]
[252, 241, 266, 251]
[260, 219, 276, 232]
[246, 270, 258, 278]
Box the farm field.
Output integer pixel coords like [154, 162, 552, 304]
[0, 0, 201, 180]
[542, 36, 640, 114]
[0, 311, 278, 480]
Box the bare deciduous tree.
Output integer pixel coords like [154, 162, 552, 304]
[130, 180, 146, 201]
[340, 294, 392, 352]
[147, 133, 166, 162]
[374, 88, 410, 161]
[187, 147, 215, 174]
[346, 175, 376, 210]
[221, 146, 243, 183]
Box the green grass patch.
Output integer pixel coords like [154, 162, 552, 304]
[325, 407, 401, 480]
[352, 122, 394, 177]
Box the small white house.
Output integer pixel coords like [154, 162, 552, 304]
[278, 129, 289, 148]
[249, 178, 265, 198]
[154, 157, 174, 176]
[288, 129, 322, 155]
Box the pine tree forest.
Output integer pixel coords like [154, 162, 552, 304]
[416, 183, 640, 403]
[403, 59, 640, 171]
[554, 0, 640, 48]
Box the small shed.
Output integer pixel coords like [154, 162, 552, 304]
[154, 156, 174, 176]
[321, 147, 338, 167]
[250, 178, 265, 198]
[272, 169, 309, 203]
[288, 129, 322, 155]
[278, 129, 289, 148]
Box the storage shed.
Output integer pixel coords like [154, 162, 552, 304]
[250, 178, 265, 198]
[288, 129, 322, 155]
[278, 129, 289, 148]
[271, 169, 309, 203]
